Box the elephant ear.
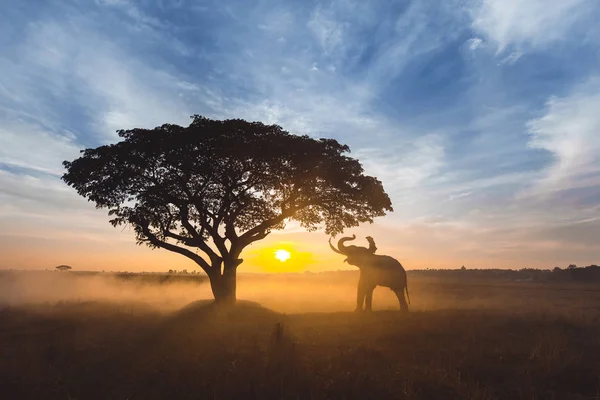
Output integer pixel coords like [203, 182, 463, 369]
[366, 236, 377, 253]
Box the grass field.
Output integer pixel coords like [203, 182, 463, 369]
[1, 271, 600, 399]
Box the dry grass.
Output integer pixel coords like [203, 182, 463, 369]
[1, 272, 600, 399]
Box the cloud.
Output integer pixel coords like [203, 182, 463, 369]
[19, 19, 198, 141]
[94, 0, 167, 30]
[0, 119, 80, 175]
[308, 6, 345, 54]
[526, 77, 600, 195]
[470, 0, 597, 52]
[499, 51, 523, 65]
[467, 37, 483, 50]
[357, 134, 446, 190]
[0, 169, 119, 243]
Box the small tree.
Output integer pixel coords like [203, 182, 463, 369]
[568, 264, 578, 270]
[56, 265, 72, 271]
[62, 116, 392, 304]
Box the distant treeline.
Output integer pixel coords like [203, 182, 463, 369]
[47, 270, 207, 285]
[410, 265, 600, 282]
[112, 272, 206, 284]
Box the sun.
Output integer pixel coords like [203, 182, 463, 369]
[274, 249, 291, 262]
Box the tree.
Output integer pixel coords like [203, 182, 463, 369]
[56, 265, 72, 271]
[62, 115, 392, 304]
[568, 264, 578, 270]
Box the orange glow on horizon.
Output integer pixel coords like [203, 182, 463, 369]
[244, 242, 318, 273]
[1, 225, 581, 273]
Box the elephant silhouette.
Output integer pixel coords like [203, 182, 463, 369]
[330, 235, 410, 312]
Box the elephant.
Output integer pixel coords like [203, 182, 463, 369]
[329, 235, 410, 313]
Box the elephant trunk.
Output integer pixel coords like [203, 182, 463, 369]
[328, 238, 343, 254]
[337, 235, 356, 254]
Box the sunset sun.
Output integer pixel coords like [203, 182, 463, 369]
[274, 249, 291, 262]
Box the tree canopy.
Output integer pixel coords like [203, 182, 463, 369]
[62, 115, 392, 302]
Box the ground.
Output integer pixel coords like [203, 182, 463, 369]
[1, 271, 600, 399]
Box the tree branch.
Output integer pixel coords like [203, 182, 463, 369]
[234, 201, 308, 256]
[139, 222, 212, 274]
[179, 206, 221, 264]
[163, 230, 197, 247]
[246, 229, 270, 244]
[225, 219, 238, 241]
[187, 198, 230, 258]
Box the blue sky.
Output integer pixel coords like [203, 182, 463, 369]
[1, 0, 599, 271]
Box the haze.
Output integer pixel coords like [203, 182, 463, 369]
[5, 270, 595, 316]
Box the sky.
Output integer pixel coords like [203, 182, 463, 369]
[1, 0, 600, 273]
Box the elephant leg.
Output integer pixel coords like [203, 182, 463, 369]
[365, 286, 375, 312]
[355, 277, 366, 312]
[394, 289, 409, 313]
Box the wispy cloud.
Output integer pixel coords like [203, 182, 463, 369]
[94, 0, 167, 30]
[467, 37, 483, 50]
[308, 5, 345, 55]
[526, 77, 600, 196]
[499, 51, 523, 65]
[0, 119, 80, 175]
[20, 19, 198, 141]
[471, 0, 597, 52]
[0, 169, 114, 241]
[357, 134, 446, 190]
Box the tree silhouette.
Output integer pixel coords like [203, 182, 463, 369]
[55, 265, 72, 271]
[62, 116, 392, 304]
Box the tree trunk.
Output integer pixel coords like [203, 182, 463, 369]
[209, 264, 237, 305]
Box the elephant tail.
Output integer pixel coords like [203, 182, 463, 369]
[405, 284, 411, 305]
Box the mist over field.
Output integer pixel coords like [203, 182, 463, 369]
[3, 270, 600, 316]
[0, 271, 211, 311]
[0, 271, 360, 313]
